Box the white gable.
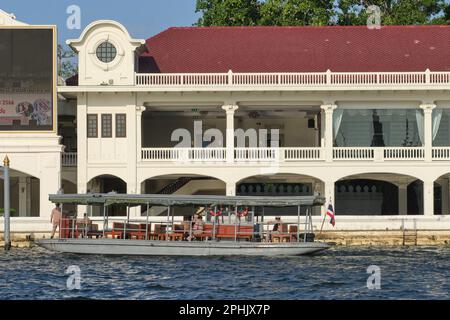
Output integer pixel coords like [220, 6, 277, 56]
[67, 20, 145, 86]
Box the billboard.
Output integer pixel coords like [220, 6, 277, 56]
[0, 27, 56, 131]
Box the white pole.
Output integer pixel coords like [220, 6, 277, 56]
[3, 156, 11, 251]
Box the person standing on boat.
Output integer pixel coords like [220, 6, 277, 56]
[50, 203, 62, 239]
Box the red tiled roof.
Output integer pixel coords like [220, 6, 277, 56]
[139, 25, 450, 73]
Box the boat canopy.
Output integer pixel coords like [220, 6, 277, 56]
[48, 193, 325, 208]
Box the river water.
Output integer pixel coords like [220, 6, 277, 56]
[0, 246, 449, 300]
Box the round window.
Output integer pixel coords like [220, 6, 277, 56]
[96, 41, 117, 63]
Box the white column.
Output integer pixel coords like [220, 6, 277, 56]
[398, 183, 408, 215]
[222, 104, 239, 163]
[18, 177, 27, 217]
[77, 93, 88, 216]
[420, 103, 436, 162]
[226, 181, 236, 196]
[423, 179, 434, 216]
[320, 109, 325, 147]
[128, 105, 145, 217]
[320, 104, 337, 162]
[136, 106, 145, 162]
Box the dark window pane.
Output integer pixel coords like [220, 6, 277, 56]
[87, 114, 98, 138]
[116, 114, 126, 138]
[101, 114, 112, 138]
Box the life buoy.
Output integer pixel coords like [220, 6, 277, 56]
[209, 207, 223, 217]
[237, 207, 249, 217]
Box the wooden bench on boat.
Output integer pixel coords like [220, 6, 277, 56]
[128, 223, 160, 240]
[271, 224, 290, 243]
[74, 222, 102, 239]
[219, 225, 253, 241]
[105, 222, 141, 239]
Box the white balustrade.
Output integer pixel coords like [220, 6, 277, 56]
[61, 152, 77, 167]
[234, 148, 278, 161]
[383, 147, 424, 160]
[334, 147, 425, 161]
[135, 71, 450, 87]
[333, 148, 375, 160]
[432, 147, 450, 160]
[283, 148, 323, 161]
[139, 147, 437, 162]
[141, 148, 226, 162]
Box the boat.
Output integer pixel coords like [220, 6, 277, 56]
[35, 193, 331, 256]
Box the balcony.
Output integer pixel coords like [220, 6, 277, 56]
[62, 152, 77, 167]
[135, 70, 450, 89]
[140, 147, 446, 163]
[65, 147, 450, 166]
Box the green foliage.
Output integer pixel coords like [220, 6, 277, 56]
[57, 44, 78, 80]
[336, 0, 448, 26]
[195, 0, 450, 26]
[196, 0, 261, 26]
[260, 0, 333, 26]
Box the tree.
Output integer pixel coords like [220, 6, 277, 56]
[195, 0, 261, 26]
[336, 0, 448, 26]
[260, 0, 334, 26]
[195, 0, 449, 26]
[57, 44, 78, 80]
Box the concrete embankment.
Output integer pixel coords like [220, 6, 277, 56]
[315, 230, 450, 246]
[1, 230, 450, 248]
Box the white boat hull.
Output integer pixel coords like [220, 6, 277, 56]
[35, 239, 330, 256]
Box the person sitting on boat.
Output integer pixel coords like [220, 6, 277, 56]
[182, 215, 193, 240]
[188, 215, 205, 241]
[272, 217, 283, 232]
[267, 216, 283, 241]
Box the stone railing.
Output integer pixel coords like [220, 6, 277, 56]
[136, 70, 450, 87]
[61, 152, 77, 167]
[333, 147, 425, 161]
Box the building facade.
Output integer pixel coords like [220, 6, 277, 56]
[2, 14, 450, 233]
[0, 10, 62, 234]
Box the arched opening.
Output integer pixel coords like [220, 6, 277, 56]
[433, 173, 450, 215]
[0, 168, 40, 217]
[237, 173, 324, 216]
[140, 174, 226, 216]
[87, 175, 127, 216]
[336, 173, 423, 215]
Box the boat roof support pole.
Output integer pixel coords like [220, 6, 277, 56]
[166, 205, 170, 241]
[102, 205, 107, 238]
[234, 203, 238, 243]
[297, 205, 301, 243]
[145, 203, 149, 241]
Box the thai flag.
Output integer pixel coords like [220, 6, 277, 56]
[327, 203, 336, 227]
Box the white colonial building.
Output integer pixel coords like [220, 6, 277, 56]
[3, 14, 450, 234]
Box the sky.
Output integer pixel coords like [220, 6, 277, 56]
[0, 0, 200, 43]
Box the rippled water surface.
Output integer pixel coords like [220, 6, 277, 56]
[0, 246, 449, 300]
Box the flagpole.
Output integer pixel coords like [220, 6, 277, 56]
[319, 197, 331, 236]
[319, 199, 331, 235]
